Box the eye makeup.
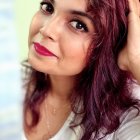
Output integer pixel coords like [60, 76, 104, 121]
[40, 0, 54, 14]
[70, 18, 88, 32]
[39, 0, 94, 34]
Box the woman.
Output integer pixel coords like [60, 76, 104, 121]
[23, 0, 140, 139]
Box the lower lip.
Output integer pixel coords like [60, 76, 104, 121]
[33, 42, 56, 57]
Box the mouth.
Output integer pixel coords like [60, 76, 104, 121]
[33, 42, 57, 57]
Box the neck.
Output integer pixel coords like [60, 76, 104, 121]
[48, 75, 76, 102]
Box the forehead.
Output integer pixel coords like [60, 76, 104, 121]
[54, 0, 88, 12]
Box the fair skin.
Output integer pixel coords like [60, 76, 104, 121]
[27, 0, 94, 139]
[28, 0, 94, 102]
[27, 0, 140, 139]
[118, 0, 140, 84]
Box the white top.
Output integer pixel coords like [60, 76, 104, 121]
[22, 107, 140, 140]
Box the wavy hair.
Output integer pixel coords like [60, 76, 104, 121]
[23, 0, 140, 139]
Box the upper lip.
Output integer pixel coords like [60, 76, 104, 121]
[33, 42, 57, 57]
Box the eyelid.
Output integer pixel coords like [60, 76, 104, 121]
[40, 0, 54, 13]
[39, 1, 90, 33]
[40, 0, 51, 4]
[70, 18, 88, 32]
[40, 0, 54, 6]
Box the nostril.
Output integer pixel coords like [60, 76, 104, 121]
[39, 20, 60, 41]
[48, 36, 54, 40]
[39, 28, 53, 40]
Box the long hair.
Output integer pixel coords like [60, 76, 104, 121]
[23, 0, 140, 139]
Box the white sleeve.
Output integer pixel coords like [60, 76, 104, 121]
[116, 108, 140, 140]
[21, 132, 27, 140]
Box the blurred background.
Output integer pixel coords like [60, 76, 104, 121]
[0, 0, 39, 140]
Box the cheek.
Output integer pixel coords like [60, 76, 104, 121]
[62, 35, 90, 60]
[61, 36, 91, 72]
[28, 13, 43, 43]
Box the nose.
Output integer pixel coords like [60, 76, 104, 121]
[39, 16, 62, 41]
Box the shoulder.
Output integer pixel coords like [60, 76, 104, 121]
[115, 107, 140, 140]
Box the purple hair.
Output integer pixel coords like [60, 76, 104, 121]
[23, 0, 140, 139]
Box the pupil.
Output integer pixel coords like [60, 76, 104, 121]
[76, 23, 82, 29]
[46, 3, 53, 13]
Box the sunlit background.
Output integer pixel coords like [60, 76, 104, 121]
[0, 0, 38, 140]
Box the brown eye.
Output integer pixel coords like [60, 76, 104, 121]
[70, 20, 88, 32]
[40, 2, 54, 14]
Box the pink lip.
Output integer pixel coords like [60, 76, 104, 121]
[33, 42, 57, 57]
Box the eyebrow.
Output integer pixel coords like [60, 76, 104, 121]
[48, 0, 94, 23]
[69, 10, 94, 23]
[49, 0, 54, 4]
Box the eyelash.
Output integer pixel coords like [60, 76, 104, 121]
[40, 1, 54, 14]
[69, 19, 88, 32]
[40, 1, 89, 33]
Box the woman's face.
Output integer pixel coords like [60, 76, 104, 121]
[28, 0, 94, 76]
